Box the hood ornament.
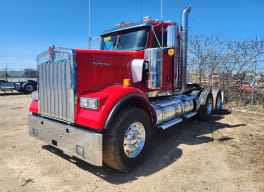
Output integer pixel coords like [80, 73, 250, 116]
[49, 45, 55, 60]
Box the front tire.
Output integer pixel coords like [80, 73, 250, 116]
[103, 107, 151, 172]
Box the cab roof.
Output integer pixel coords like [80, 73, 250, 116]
[101, 20, 177, 37]
[101, 22, 153, 36]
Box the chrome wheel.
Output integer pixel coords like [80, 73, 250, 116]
[216, 95, 222, 110]
[207, 97, 213, 115]
[25, 84, 34, 92]
[123, 122, 146, 158]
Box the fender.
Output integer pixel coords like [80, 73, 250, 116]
[75, 85, 153, 130]
[29, 100, 38, 114]
[104, 94, 153, 130]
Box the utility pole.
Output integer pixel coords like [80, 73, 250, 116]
[251, 35, 257, 105]
[5, 64, 8, 82]
[140, 0, 143, 23]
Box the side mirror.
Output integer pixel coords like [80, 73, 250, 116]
[167, 25, 177, 48]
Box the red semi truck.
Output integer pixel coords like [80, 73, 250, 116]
[28, 5, 223, 172]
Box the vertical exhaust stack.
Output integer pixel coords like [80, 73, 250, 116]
[180, 5, 191, 91]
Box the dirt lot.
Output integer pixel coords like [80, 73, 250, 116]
[0, 94, 263, 192]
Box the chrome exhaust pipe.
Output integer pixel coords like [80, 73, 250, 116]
[179, 5, 191, 92]
[182, 5, 191, 32]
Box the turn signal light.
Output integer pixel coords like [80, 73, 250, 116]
[32, 91, 39, 100]
[168, 49, 175, 56]
[123, 79, 131, 87]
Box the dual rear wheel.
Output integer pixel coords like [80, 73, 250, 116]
[197, 89, 223, 120]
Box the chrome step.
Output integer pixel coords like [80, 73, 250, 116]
[184, 111, 197, 119]
[159, 118, 183, 130]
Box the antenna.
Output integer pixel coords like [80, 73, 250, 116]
[140, 0, 143, 23]
[161, 0, 163, 47]
[88, 0, 91, 49]
[160, 0, 163, 21]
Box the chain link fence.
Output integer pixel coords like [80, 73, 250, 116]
[0, 64, 38, 82]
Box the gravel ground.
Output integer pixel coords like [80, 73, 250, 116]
[0, 94, 263, 192]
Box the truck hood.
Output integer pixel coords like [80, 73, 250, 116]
[74, 49, 144, 96]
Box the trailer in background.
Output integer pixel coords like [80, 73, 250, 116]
[0, 79, 37, 94]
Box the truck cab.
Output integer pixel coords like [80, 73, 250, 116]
[28, 5, 223, 172]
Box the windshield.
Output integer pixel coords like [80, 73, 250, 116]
[100, 27, 149, 51]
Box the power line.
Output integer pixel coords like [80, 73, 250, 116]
[187, 60, 264, 65]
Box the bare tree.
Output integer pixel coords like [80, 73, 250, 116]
[189, 35, 264, 90]
[189, 35, 224, 87]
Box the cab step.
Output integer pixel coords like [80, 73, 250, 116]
[159, 118, 183, 130]
[158, 111, 198, 130]
[184, 111, 197, 119]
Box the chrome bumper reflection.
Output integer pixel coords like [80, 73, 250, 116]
[28, 114, 103, 166]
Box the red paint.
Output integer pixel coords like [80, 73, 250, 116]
[30, 21, 181, 130]
[29, 100, 38, 114]
[74, 49, 145, 95]
[75, 85, 148, 129]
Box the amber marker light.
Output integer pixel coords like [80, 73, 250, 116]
[123, 79, 131, 87]
[168, 49, 175, 56]
[145, 18, 152, 22]
[115, 22, 133, 27]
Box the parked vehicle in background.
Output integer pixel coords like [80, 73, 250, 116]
[235, 82, 252, 92]
[28, 5, 224, 172]
[0, 79, 37, 94]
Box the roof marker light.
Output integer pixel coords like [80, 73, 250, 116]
[143, 16, 152, 22]
[115, 22, 133, 28]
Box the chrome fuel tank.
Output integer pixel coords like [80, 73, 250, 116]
[151, 94, 199, 125]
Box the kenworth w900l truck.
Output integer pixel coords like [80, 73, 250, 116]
[28, 5, 223, 172]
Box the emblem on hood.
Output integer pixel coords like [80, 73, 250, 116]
[90, 62, 110, 66]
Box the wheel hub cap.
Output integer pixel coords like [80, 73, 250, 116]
[26, 85, 34, 92]
[207, 98, 213, 114]
[123, 122, 146, 158]
[216, 96, 222, 110]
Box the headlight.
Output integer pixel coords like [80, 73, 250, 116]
[32, 91, 38, 101]
[80, 97, 99, 109]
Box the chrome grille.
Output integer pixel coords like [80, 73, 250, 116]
[38, 49, 76, 123]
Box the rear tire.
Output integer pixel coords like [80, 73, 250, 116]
[191, 90, 202, 97]
[213, 90, 223, 114]
[103, 107, 151, 172]
[197, 90, 213, 120]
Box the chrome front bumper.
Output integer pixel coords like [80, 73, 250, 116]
[28, 114, 103, 166]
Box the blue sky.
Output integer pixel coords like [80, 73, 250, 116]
[0, 0, 263, 70]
